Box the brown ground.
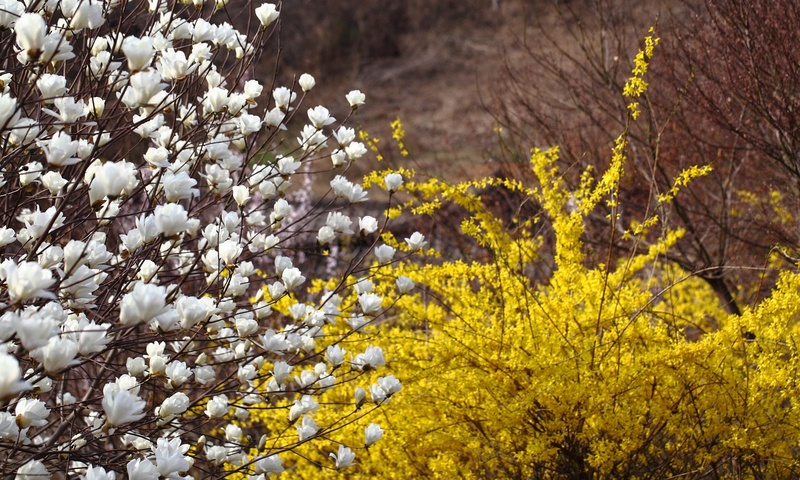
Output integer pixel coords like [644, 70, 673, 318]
[256, 0, 677, 186]
[267, 0, 535, 179]
[267, 0, 678, 179]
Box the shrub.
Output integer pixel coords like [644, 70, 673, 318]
[492, 0, 800, 315]
[286, 32, 800, 478]
[0, 1, 411, 477]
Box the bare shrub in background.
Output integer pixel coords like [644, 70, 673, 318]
[492, 0, 800, 315]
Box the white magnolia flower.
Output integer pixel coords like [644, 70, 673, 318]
[205, 394, 228, 418]
[378, 375, 402, 397]
[147, 348, 169, 377]
[222, 273, 250, 298]
[365, 423, 384, 447]
[0, 0, 24, 29]
[15, 460, 49, 480]
[352, 345, 385, 371]
[0, 227, 15, 247]
[126, 357, 147, 376]
[358, 292, 383, 314]
[203, 86, 229, 113]
[326, 212, 353, 235]
[353, 280, 373, 295]
[152, 437, 191, 478]
[330, 444, 355, 469]
[271, 360, 292, 384]
[344, 141, 367, 160]
[175, 295, 214, 330]
[18, 161, 42, 187]
[325, 345, 346, 366]
[60, 266, 104, 308]
[2, 260, 55, 302]
[289, 395, 319, 422]
[63, 317, 111, 355]
[119, 281, 168, 326]
[35, 336, 79, 373]
[0, 92, 20, 132]
[66, 0, 104, 30]
[243, 79, 263, 99]
[87, 96, 105, 117]
[158, 392, 189, 419]
[346, 90, 366, 108]
[121, 70, 165, 108]
[122, 36, 155, 71]
[224, 423, 242, 442]
[126, 458, 159, 480]
[232, 185, 249, 207]
[102, 383, 146, 426]
[347, 313, 367, 331]
[296, 415, 318, 441]
[87, 160, 138, 204]
[14, 397, 48, 428]
[194, 365, 216, 385]
[396, 275, 415, 294]
[384, 172, 403, 192]
[263, 107, 286, 129]
[358, 216, 379, 235]
[36, 74, 67, 101]
[0, 411, 19, 440]
[405, 231, 427, 251]
[143, 146, 169, 168]
[354, 387, 366, 409]
[88, 50, 121, 77]
[373, 244, 396, 264]
[163, 171, 199, 202]
[330, 176, 367, 203]
[254, 454, 283, 475]
[204, 163, 233, 193]
[157, 48, 197, 81]
[218, 238, 243, 266]
[281, 267, 305, 290]
[8, 117, 40, 146]
[272, 256, 290, 276]
[16, 308, 57, 350]
[82, 465, 116, 480]
[276, 155, 300, 175]
[39, 31, 76, 64]
[41, 171, 67, 195]
[14, 13, 47, 57]
[235, 317, 258, 338]
[154, 203, 192, 237]
[370, 382, 387, 404]
[43, 96, 86, 125]
[165, 361, 192, 387]
[18, 205, 65, 242]
[39, 131, 81, 167]
[333, 126, 356, 146]
[298, 73, 315, 92]
[206, 445, 227, 466]
[317, 225, 335, 244]
[255, 3, 279, 28]
[307, 105, 335, 129]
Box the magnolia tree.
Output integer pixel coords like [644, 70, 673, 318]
[0, 0, 413, 477]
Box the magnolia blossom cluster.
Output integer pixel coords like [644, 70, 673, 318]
[0, 0, 418, 477]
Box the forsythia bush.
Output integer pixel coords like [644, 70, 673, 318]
[0, 1, 418, 478]
[362, 152, 800, 478]
[284, 33, 800, 479]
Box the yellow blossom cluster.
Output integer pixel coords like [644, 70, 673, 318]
[347, 149, 800, 478]
[234, 30, 800, 479]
